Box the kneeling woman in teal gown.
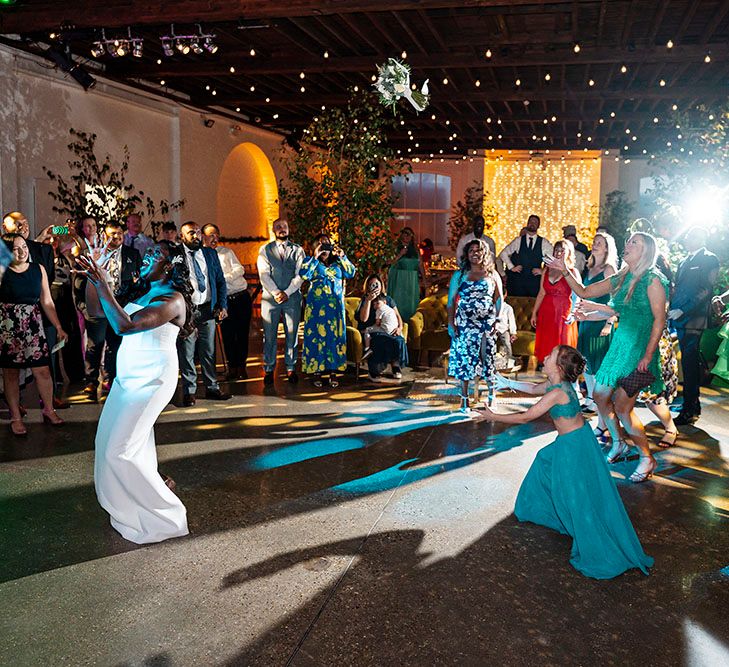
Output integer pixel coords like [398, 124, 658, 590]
[480, 345, 653, 580]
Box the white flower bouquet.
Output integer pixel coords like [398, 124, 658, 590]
[373, 58, 429, 113]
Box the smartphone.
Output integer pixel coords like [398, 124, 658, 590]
[51, 339, 66, 354]
[320, 243, 333, 252]
[542, 254, 554, 263]
[52, 225, 70, 235]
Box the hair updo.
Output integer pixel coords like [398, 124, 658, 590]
[556, 345, 586, 383]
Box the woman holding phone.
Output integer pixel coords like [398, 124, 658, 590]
[300, 236, 356, 387]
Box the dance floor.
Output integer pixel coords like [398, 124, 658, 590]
[1, 359, 728, 665]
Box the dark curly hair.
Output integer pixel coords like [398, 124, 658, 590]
[116, 240, 197, 339]
[556, 345, 586, 383]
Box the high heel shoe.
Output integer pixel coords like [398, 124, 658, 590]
[10, 419, 27, 436]
[657, 429, 678, 449]
[42, 410, 65, 426]
[629, 456, 657, 483]
[606, 439, 630, 464]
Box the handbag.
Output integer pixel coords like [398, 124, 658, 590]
[617, 368, 656, 397]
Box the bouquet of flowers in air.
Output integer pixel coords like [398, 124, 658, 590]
[373, 58, 429, 113]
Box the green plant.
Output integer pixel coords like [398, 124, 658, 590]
[599, 190, 635, 250]
[448, 182, 498, 251]
[278, 90, 410, 283]
[45, 128, 184, 238]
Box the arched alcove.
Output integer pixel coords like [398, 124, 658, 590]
[216, 142, 279, 245]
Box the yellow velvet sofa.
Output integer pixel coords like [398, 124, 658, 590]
[407, 294, 451, 366]
[344, 296, 408, 380]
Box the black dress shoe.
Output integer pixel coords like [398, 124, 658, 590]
[205, 388, 232, 400]
[263, 371, 275, 386]
[287, 371, 298, 384]
[674, 412, 699, 426]
[183, 393, 196, 407]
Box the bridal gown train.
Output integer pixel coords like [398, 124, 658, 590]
[95, 303, 188, 544]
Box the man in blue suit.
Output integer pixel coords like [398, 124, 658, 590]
[668, 227, 719, 425]
[177, 221, 231, 406]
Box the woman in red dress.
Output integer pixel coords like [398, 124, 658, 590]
[531, 239, 579, 361]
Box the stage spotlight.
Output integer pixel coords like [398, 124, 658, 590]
[190, 39, 203, 54]
[203, 36, 218, 54]
[90, 41, 105, 58]
[161, 38, 174, 57]
[177, 39, 190, 54]
[45, 46, 96, 90]
[132, 40, 143, 58]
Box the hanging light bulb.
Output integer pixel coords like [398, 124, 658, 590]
[323, 50, 329, 58]
[620, 65, 627, 73]
[250, 48, 256, 56]
[485, 48, 492, 58]
[401, 50, 407, 59]
[704, 54, 711, 63]
[544, 72, 551, 81]
[573, 43, 580, 53]
[666, 39, 674, 48]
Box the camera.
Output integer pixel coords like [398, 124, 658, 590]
[320, 243, 333, 252]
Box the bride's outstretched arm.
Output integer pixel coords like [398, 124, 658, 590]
[76, 255, 183, 335]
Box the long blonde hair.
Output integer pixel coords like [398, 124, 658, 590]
[588, 232, 619, 273]
[613, 231, 658, 301]
[554, 239, 576, 271]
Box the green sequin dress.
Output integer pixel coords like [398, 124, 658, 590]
[594, 269, 669, 395]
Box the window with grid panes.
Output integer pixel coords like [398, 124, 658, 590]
[391, 173, 451, 247]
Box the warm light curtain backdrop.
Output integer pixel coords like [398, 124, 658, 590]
[484, 151, 602, 251]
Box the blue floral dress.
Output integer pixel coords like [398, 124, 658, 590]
[300, 255, 356, 374]
[448, 276, 497, 382]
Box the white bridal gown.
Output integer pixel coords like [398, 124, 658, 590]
[95, 303, 188, 544]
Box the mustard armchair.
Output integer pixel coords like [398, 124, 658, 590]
[408, 294, 450, 366]
[345, 296, 408, 381]
[506, 296, 536, 362]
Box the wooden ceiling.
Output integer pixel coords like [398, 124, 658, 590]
[2, 1, 728, 157]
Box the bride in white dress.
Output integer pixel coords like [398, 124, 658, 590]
[78, 241, 193, 544]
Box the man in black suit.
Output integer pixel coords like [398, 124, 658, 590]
[2, 211, 68, 409]
[102, 221, 143, 388]
[177, 221, 231, 406]
[668, 227, 720, 425]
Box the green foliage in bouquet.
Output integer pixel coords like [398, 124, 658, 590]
[45, 129, 184, 238]
[279, 90, 411, 283]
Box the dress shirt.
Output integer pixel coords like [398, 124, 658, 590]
[495, 302, 517, 336]
[455, 232, 496, 263]
[107, 247, 122, 294]
[185, 246, 210, 305]
[215, 246, 248, 295]
[499, 234, 553, 270]
[123, 232, 155, 257]
[257, 240, 305, 297]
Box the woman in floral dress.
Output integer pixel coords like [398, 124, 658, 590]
[447, 239, 502, 414]
[300, 238, 356, 388]
[1, 233, 67, 435]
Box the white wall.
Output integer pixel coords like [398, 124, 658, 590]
[0, 43, 287, 248]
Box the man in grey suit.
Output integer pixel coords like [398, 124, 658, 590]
[257, 218, 305, 385]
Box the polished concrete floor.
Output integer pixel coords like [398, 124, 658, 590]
[1, 356, 728, 666]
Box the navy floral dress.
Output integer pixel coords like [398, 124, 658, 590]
[300, 255, 356, 374]
[448, 276, 497, 382]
